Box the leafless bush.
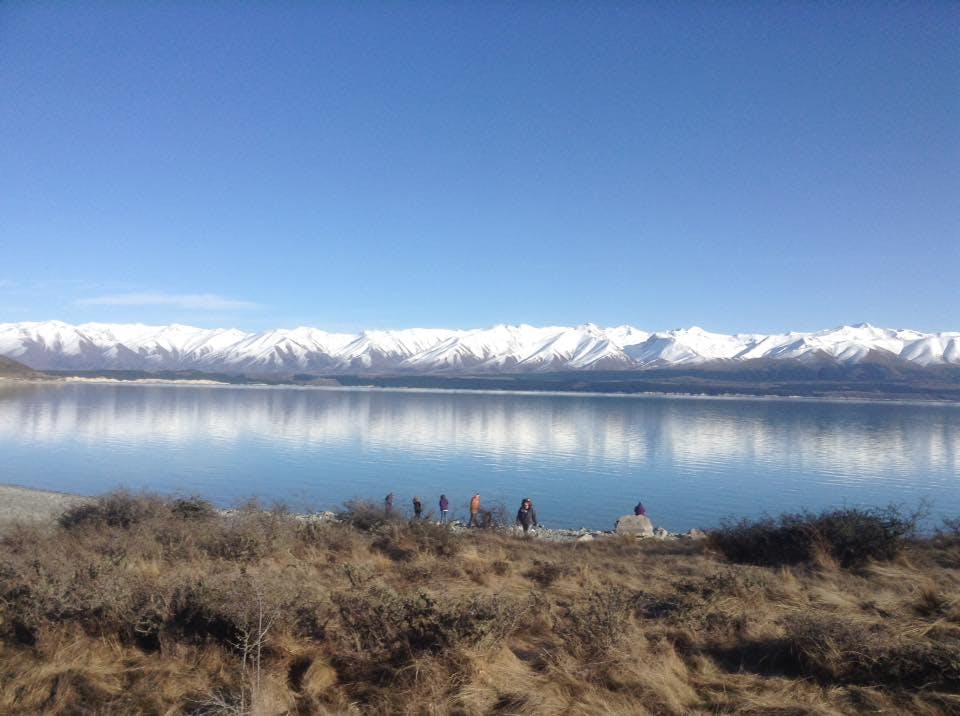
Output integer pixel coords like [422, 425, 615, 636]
[557, 588, 633, 658]
[58, 490, 166, 530]
[171, 496, 216, 520]
[338, 499, 399, 532]
[524, 559, 573, 588]
[937, 516, 960, 538]
[332, 584, 525, 681]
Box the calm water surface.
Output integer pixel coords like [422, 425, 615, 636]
[1, 383, 958, 531]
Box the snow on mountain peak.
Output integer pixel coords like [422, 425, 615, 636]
[0, 320, 957, 374]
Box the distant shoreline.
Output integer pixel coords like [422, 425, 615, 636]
[8, 374, 958, 407]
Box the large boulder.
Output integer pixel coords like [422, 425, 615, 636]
[615, 514, 654, 537]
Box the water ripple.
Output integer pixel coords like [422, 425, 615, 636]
[0, 383, 958, 530]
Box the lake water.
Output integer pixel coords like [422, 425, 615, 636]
[1, 382, 958, 531]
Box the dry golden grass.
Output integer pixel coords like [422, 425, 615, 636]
[0, 493, 957, 714]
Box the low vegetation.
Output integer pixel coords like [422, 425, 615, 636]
[0, 492, 958, 714]
[708, 505, 921, 567]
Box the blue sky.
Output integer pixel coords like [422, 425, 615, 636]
[1, 2, 957, 334]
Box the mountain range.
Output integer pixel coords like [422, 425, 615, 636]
[1, 320, 958, 376]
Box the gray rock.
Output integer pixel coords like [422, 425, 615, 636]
[614, 514, 654, 537]
[576, 533, 595, 542]
[687, 528, 707, 541]
[653, 527, 670, 540]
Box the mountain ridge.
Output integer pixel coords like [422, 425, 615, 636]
[1, 320, 958, 376]
[0, 354, 41, 378]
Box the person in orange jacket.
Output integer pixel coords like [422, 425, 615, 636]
[468, 493, 481, 527]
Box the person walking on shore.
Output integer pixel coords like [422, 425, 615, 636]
[438, 494, 449, 524]
[384, 492, 395, 516]
[412, 496, 422, 520]
[516, 498, 538, 534]
[468, 493, 481, 527]
[634, 500, 646, 517]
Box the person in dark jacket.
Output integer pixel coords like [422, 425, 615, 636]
[516, 498, 538, 533]
[412, 496, 423, 520]
[384, 492, 395, 516]
[634, 500, 646, 516]
[438, 494, 449, 524]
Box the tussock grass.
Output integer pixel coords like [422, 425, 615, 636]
[0, 491, 958, 714]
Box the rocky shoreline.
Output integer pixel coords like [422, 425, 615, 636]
[2, 484, 709, 542]
[288, 508, 708, 543]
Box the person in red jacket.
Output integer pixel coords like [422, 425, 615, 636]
[438, 494, 450, 524]
[634, 500, 646, 516]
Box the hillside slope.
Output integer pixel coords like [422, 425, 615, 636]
[0, 355, 42, 379]
[0, 493, 956, 714]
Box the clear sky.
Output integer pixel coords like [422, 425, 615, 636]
[1, 2, 957, 334]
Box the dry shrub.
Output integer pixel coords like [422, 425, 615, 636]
[206, 517, 274, 562]
[710, 506, 917, 568]
[939, 516, 960, 537]
[524, 559, 573, 588]
[370, 533, 416, 562]
[201, 509, 299, 562]
[368, 519, 462, 565]
[557, 588, 633, 658]
[331, 584, 526, 682]
[169, 571, 329, 648]
[2, 491, 959, 714]
[632, 568, 769, 633]
[0, 540, 156, 646]
[338, 499, 398, 532]
[58, 490, 166, 530]
[171, 495, 216, 520]
[404, 519, 461, 557]
[784, 614, 960, 689]
[299, 520, 363, 558]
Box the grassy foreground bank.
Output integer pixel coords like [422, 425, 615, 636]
[0, 494, 958, 715]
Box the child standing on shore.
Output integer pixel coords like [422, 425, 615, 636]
[438, 494, 449, 524]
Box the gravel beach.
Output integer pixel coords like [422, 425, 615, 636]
[0, 484, 90, 525]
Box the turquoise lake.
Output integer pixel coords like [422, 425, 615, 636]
[1, 382, 958, 531]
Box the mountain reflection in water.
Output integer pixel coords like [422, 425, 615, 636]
[1, 383, 957, 531]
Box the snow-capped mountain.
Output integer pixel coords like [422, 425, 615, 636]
[0, 321, 958, 375]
